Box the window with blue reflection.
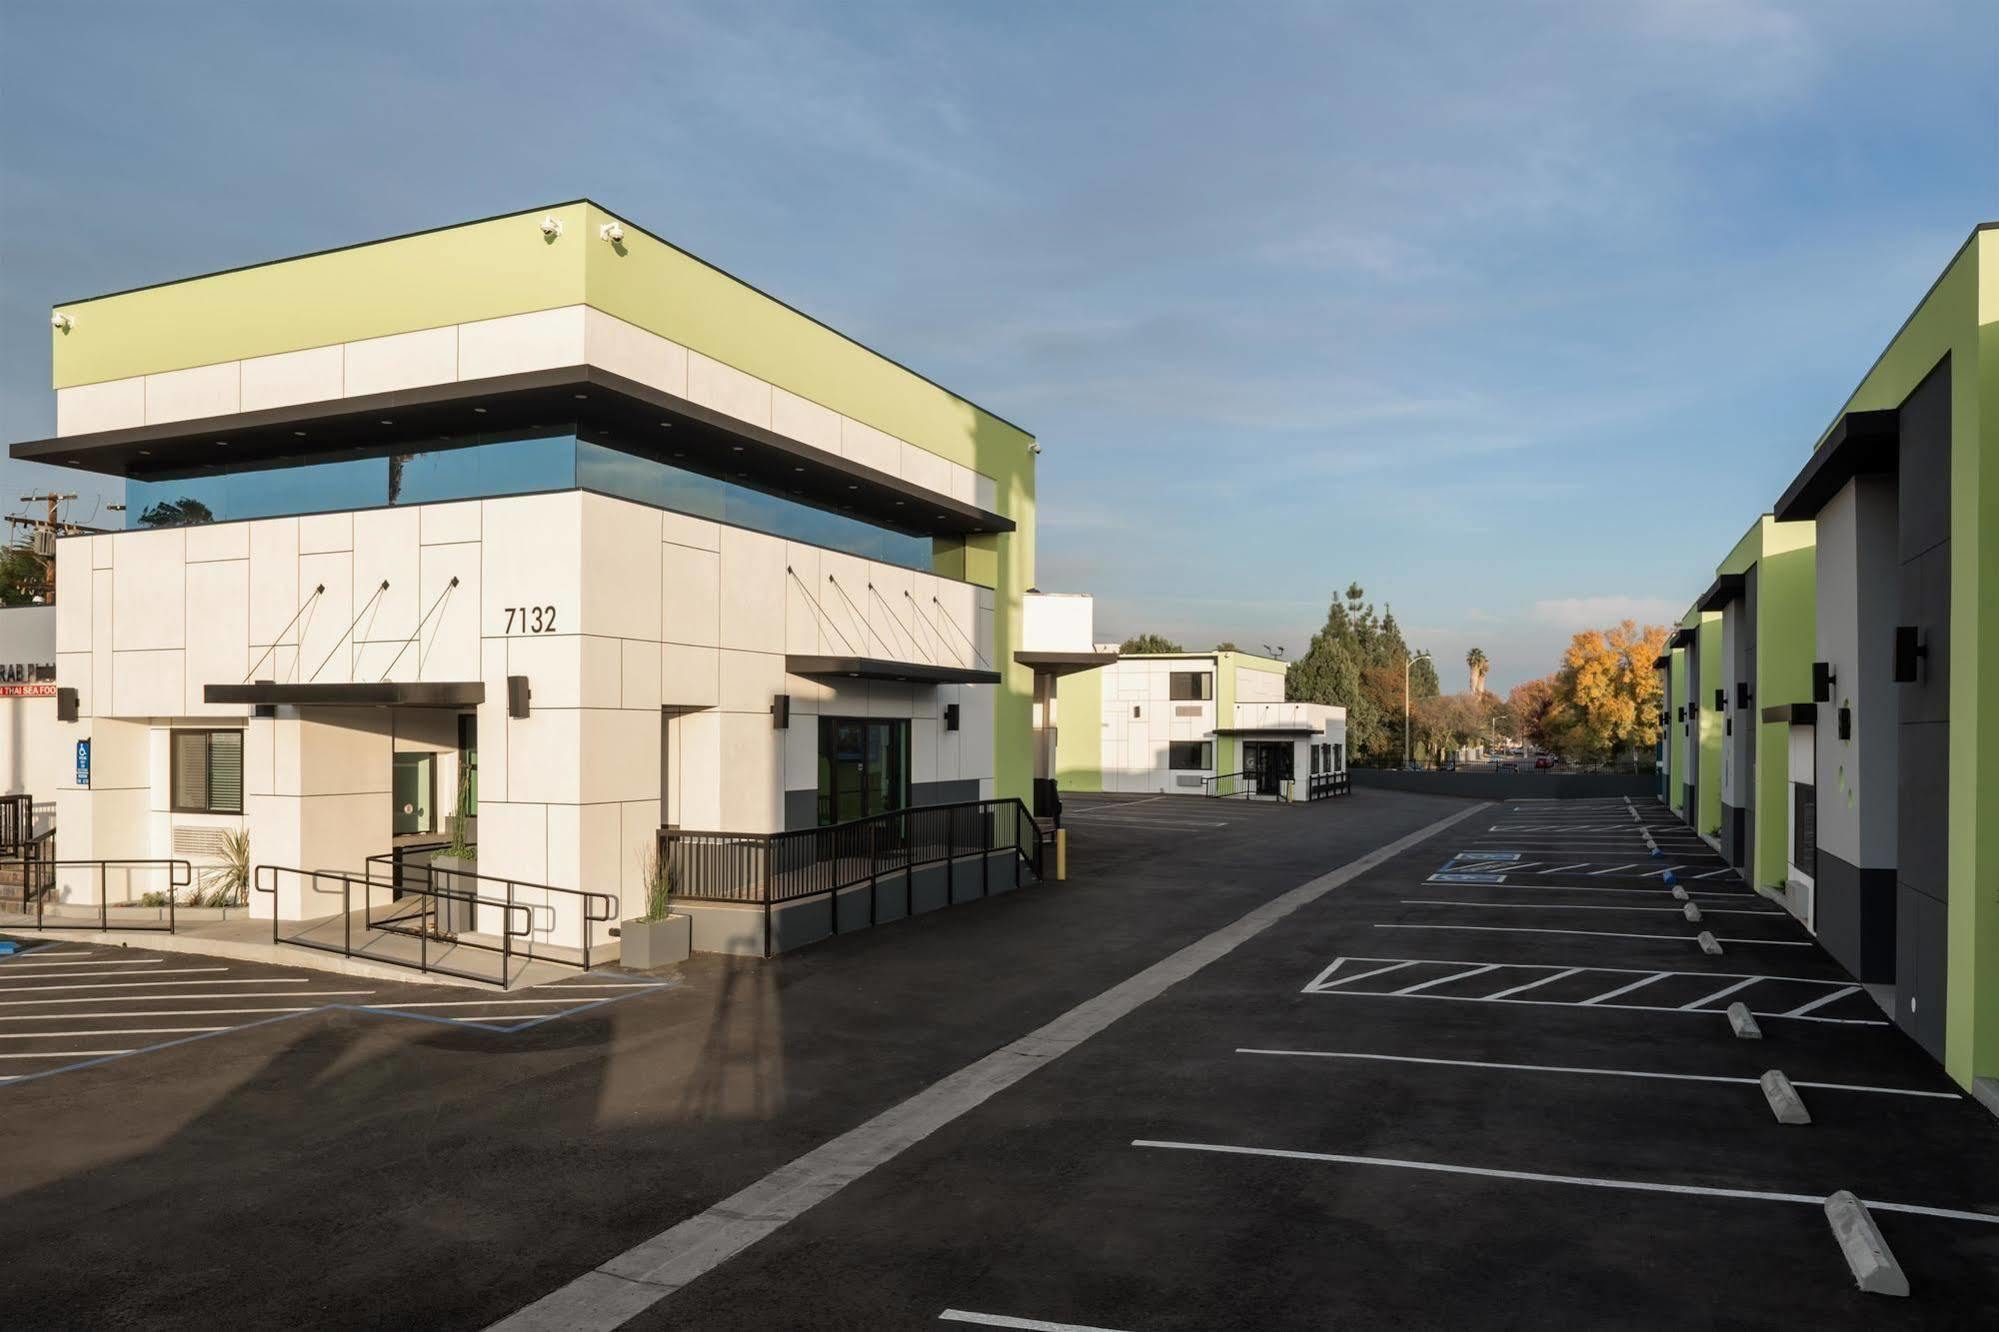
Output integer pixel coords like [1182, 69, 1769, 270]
[125, 431, 936, 573]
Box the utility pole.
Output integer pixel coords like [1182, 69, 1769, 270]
[5, 493, 111, 605]
[1404, 650, 1431, 771]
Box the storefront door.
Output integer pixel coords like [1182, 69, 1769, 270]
[818, 717, 910, 825]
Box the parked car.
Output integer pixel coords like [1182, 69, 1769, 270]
[1534, 755, 1554, 769]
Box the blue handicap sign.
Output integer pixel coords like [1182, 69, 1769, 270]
[75, 738, 91, 788]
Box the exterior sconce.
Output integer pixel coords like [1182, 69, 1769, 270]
[771, 694, 791, 729]
[1838, 705, 1852, 740]
[1735, 681, 1751, 709]
[1714, 688, 1725, 711]
[945, 703, 962, 732]
[1892, 627, 1926, 683]
[1812, 661, 1835, 703]
[507, 675, 531, 718]
[55, 687, 77, 722]
[1676, 706, 1685, 722]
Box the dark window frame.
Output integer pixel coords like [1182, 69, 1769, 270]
[170, 728, 245, 815]
[1167, 740, 1213, 771]
[1168, 671, 1214, 701]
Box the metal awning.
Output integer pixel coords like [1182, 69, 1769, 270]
[1773, 409, 1898, 522]
[1695, 573, 1747, 613]
[10, 365, 1013, 539]
[1667, 627, 1695, 648]
[1760, 702, 1817, 726]
[1013, 650, 1118, 677]
[1652, 654, 1672, 670]
[203, 681, 484, 707]
[784, 655, 1001, 686]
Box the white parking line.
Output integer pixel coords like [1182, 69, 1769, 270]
[1392, 964, 1502, 995]
[1399, 899, 1783, 916]
[0, 1048, 135, 1059]
[1676, 977, 1762, 1010]
[0, 968, 237, 991]
[1580, 974, 1672, 1005]
[940, 1311, 1131, 1332]
[1417, 882, 1753, 900]
[1305, 987, 1885, 1025]
[365, 998, 629, 1009]
[1484, 967, 1584, 998]
[0, 1007, 341, 1020]
[1131, 1140, 1999, 1224]
[0, 959, 170, 971]
[0, 1026, 229, 1039]
[1307, 959, 1423, 989]
[0, 990, 372, 1007]
[1373, 924, 1811, 946]
[1784, 985, 1864, 1017]
[1231, 1049, 1959, 1099]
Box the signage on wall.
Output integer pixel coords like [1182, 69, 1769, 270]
[75, 739, 91, 788]
[0, 661, 55, 697]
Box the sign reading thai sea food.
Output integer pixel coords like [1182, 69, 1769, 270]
[0, 660, 56, 696]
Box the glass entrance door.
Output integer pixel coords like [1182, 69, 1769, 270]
[1245, 742, 1293, 796]
[818, 717, 911, 825]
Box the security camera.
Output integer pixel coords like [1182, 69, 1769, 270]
[600, 221, 625, 243]
[50, 312, 73, 332]
[1029, 442, 1042, 455]
[539, 214, 564, 238]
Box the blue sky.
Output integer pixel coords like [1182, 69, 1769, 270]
[2, 1, 1993, 691]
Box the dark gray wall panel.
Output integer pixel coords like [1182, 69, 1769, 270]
[1813, 849, 1896, 983]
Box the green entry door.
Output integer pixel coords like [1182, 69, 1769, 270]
[818, 717, 910, 825]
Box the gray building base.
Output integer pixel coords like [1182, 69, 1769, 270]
[1722, 803, 1747, 870]
[1813, 850, 1897, 984]
[676, 849, 1035, 957]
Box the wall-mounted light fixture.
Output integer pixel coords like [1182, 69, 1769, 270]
[1838, 705, 1852, 741]
[1677, 706, 1685, 722]
[771, 693, 791, 730]
[1892, 626, 1927, 683]
[55, 687, 77, 722]
[944, 703, 961, 732]
[1812, 661, 1835, 703]
[507, 675, 532, 718]
[1735, 681, 1751, 709]
[1715, 688, 1726, 711]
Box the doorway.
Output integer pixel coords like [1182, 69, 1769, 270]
[392, 751, 436, 836]
[1243, 741, 1293, 797]
[817, 717, 910, 825]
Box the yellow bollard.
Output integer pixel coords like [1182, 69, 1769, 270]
[1055, 827, 1068, 881]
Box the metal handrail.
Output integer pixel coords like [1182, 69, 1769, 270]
[362, 851, 619, 972]
[254, 863, 533, 987]
[660, 797, 1043, 954]
[5, 856, 193, 932]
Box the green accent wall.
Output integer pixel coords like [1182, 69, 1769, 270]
[1756, 530, 1817, 892]
[1814, 229, 1994, 1090]
[1054, 664, 1104, 792]
[1697, 611, 1724, 837]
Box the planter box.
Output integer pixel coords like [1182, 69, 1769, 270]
[431, 854, 478, 936]
[620, 912, 691, 969]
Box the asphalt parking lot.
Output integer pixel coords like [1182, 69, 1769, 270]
[0, 786, 1461, 1330]
[637, 795, 1999, 1330]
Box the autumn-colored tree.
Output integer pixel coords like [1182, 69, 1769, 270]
[1547, 620, 1670, 769]
[1508, 676, 1559, 750]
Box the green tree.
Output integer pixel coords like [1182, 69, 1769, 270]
[1467, 647, 1490, 694]
[0, 546, 45, 607]
[1213, 641, 1240, 653]
[1119, 633, 1184, 654]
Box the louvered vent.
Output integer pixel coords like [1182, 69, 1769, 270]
[172, 825, 231, 858]
[1175, 705, 1204, 717]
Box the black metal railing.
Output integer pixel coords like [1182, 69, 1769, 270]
[255, 864, 534, 987]
[1202, 772, 1294, 801]
[2, 856, 193, 932]
[0, 794, 31, 854]
[660, 797, 1043, 953]
[361, 852, 619, 973]
[1308, 770, 1352, 800]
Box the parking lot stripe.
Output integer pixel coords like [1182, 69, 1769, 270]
[1784, 985, 1864, 1017]
[0, 1007, 338, 1020]
[1677, 977, 1762, 1010]
[0, 1027, 230, 1039]
[1589, 864, 1638, 875]
[1399, 899, 1782, 916]
[939, 1309, 1131, 1331]
[0, 1048, 135, 1058]
[1484, 967, 1584, 998]
[1374, 924, 1812, 947]
[0, 969, 238, 991]
[1231, 1049, 1958, 1099]
[1307, 988, 1887, 1025]
[0, 990, 373, 1007]
[0, 959, 170, 971]
[1392, 964, 1503, 995]
[1580, 973, 1672, 1005]
[1130, 1140, 1999, 1225]
[1310, 960, 1424, 989]
[485, 801, 1490, 1332]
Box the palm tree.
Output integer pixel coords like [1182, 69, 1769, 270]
[1467, 647, 1490, 695]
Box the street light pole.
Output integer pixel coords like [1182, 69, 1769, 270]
[1405, 650, 1431, 771]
